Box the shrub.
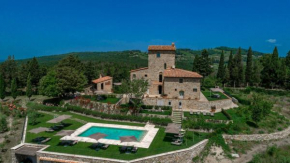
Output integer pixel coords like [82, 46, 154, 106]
[43, 98, 63, 106]
[141, 105, 154, 109]
[28, 102, 172, 126]
[221, 109, 232, 120]
[0, 115, 8, 133]
[246, 120, 259, 128]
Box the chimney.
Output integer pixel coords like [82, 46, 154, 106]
[172, 65, 175, 69]
[172, 42, 175, 47]
[99, 74, 102, 78]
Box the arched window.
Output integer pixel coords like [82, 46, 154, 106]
[159, 73, 163, 82]
[164, 63, 167, 69]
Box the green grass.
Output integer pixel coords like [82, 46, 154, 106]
[201, 91, 229, 101]
[97, 97, 120, 104]
[26, 112, 206, 160]
[184, 111, 229, 120]
[140, 110, 172, 116]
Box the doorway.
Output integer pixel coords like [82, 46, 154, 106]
[158, 85, 162, 94]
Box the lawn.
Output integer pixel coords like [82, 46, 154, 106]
[201, 91, 229, 101]
[140, 110, 172, 116]
[98, 97, 120, 104]
[26, 112, 206, 160]
[184, 111, 229, 120]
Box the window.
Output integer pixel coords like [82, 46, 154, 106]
[157, 53, 160, 58]
[145, 74, 147, 77]
[193, 88, 198, 92]
[179, 78, 183, 83]
[133, 74, 136, 79]
[159, 74, 163, 82]
[164, 63, 167, 69]
[168, 101, 171, 105]
[175, 89, 177, 91]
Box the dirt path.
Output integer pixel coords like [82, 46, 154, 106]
[233, 136, 290, 163]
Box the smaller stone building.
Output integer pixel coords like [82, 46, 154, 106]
[92, 75, 113, 93]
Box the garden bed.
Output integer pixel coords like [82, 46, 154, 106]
[201, 91, 229, 101]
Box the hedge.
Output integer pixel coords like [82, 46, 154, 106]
[27, 102, 172, 126]
[221, 109, 232, 120]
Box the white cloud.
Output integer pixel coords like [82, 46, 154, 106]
[266, 39, 277, 43]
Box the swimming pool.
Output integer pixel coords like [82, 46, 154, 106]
[79, 126, 146, 141]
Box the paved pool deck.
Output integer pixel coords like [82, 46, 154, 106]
[60, 123, 159, 148]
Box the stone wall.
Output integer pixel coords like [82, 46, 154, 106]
[148, 50, 175, 82]
[223, 126, 290, 141]
[143, 97, 233, 111]
[164, 77, 201, 100]
[35, 139, 208, 163]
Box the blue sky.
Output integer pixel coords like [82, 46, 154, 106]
[0, 0, 289, 60]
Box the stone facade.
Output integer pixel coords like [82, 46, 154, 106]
[143, 96, 233, 111]
[92, 75, 113, 93]
[12, 140, 208, 163]
[130, 43, 203, 109]
[164, 77, 201, 99]
[223, 126, 290, 141]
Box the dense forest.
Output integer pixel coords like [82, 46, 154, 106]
[0, 46, 289, 99]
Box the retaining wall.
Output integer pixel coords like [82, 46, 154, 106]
[223, 126, 290, 141]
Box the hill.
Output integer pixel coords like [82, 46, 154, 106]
[16, 47, 265, 71]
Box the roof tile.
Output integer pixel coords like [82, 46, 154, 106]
[92, 76, 112, 84]
[164, 68, 203, 78]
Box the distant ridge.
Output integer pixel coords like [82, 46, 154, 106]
[13, 47, 265, 71]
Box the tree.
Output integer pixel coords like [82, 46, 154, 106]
[0, 55, 17, 86]
[39, 70, 59, 97]
[28, 108, 38, 125]
[0, 115, 8, 133]
[57, 55, 84, 71]
[286, 51, 290, 69]
[198, 49, 213, 77]
[223, 65, 230, 87]
[252, 60, 262, 87]
[228, 51, 234, 85]
[55, 67, 87, 96]
[250, 94, 273, 122]
[245, 47, 253, 86]
[84, 61, 97, 84]
[231, 47, 244, 87]
[28, 57, 41, 86]
[11, 78, 17, 100]
[26, 73, 33, 100]
[0, 74, 5, 101]
[120, 79, 149, 114]
[192, 55, 200, 72]
[217, 50, 225, 80]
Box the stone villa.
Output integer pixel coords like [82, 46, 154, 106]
[131, 43, 233, 112]
[92, 75, 113, 93]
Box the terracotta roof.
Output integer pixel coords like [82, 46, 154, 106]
[130, 67, 148, 72]
[148, 43, 176, 51]
[164, 68, 203, 78]
[92, 76, 112, 84]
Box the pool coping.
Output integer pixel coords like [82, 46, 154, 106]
[60, 123, 159, 148]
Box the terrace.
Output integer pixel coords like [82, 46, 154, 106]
[24, 110, 206, 160]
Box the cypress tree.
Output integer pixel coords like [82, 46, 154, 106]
[199, 49, 212, 77]
[0, 74, 5, 101]
[236, 47, 244, 86]
[11, 78, 17, 100]
[272, 47, 279, 67]
[192, 55, 200, 72]
[26, 73, 33, 100]
[223, 65, 230, 86]
[285, 51, 290, 69]
[228, 51, 234, 84]
[28, 57, 41, 86]
[245, 47, 253, 86]
[217, 50, 225, 80]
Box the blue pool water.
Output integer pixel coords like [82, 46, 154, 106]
[79, 126, 146, 141]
